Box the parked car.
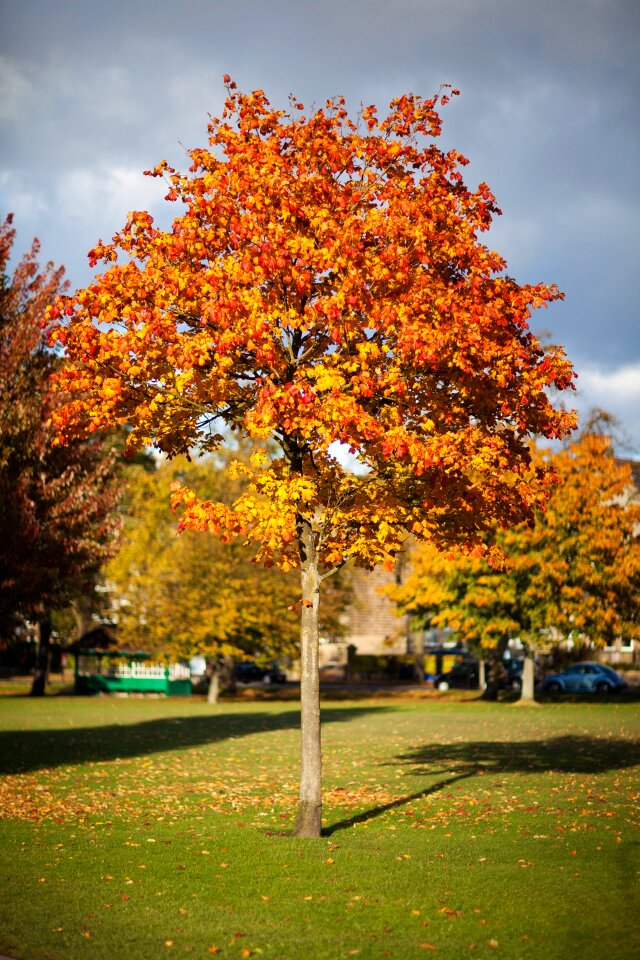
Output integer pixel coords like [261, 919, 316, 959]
[542, 662, 626, 695]
[434, 658, 479, 690]
[434, 658, 523, 692]
[234, 660, 287, 685]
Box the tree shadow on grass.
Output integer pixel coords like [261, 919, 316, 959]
[0, 705, 390, 775]
[324, 734, 640, 835]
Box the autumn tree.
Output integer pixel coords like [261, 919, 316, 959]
[104, 450, 301, 701]
[48, 81, 576, 835]
[511, 428, 640, 646]
[392, 538, 527, 697]
[393, 425, 640, 699]
[0, 216, 122, 694]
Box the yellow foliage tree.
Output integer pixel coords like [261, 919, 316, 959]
[105, 453, 301, 694]
[393, 426, 640, 697]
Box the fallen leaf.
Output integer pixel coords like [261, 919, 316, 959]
[487, 939, 499, 949]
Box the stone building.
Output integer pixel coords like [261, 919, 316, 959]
[317, 563, 412, 673]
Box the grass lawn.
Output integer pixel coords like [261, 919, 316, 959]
[0, 693, 638, 960]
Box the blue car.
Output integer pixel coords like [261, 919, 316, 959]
[542, 661, 626, 695]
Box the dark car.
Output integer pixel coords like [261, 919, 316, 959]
[234, 660, 287, 685]
[542, 661, 626, 695]
[434, 659, 479, 691]
[434, 658, 523, 692]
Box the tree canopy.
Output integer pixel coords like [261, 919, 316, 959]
[49, 82, 576, 570]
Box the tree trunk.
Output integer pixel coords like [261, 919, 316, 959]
[221, 654, 236, 695]
[481, 658, 500, 700]
[30, 614, 52, 697]
[478, 658, 487, 694]
[71, 593, 94, 641]
[207, 668, 220, 704]
[410, 625, 424, 684]
[293, 516, 322, 838]
[481, 635, 508, 701]
[520, 652, 536, 702]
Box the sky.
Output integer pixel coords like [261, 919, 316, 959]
[1, 0, 639, 455]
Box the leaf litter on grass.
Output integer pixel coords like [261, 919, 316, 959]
[1, 743, 638, 846]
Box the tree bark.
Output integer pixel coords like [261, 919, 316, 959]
[410, 624, 424, 683]
[71, 594, 94, 641]
[478, 657, 487, 694]
[481, 635, 508, 701]
[30, 614, 52, 697]
[207, 668, 220, 704]
[520, 651, 536, 702]
[481, 658, 500, 701]
[293, 516, 322, 838]
[221, 654, 236, 695]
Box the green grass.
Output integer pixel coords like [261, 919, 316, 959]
[1, 695, 638, 960]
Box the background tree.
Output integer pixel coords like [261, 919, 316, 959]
[393, 424, 640, 699]
[104, 451, 302, 701]
[0, 216, 122, 694]
[511, 427, 640, 646]
[48, 82, 576, 835]
[391, 539, 525, 697]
